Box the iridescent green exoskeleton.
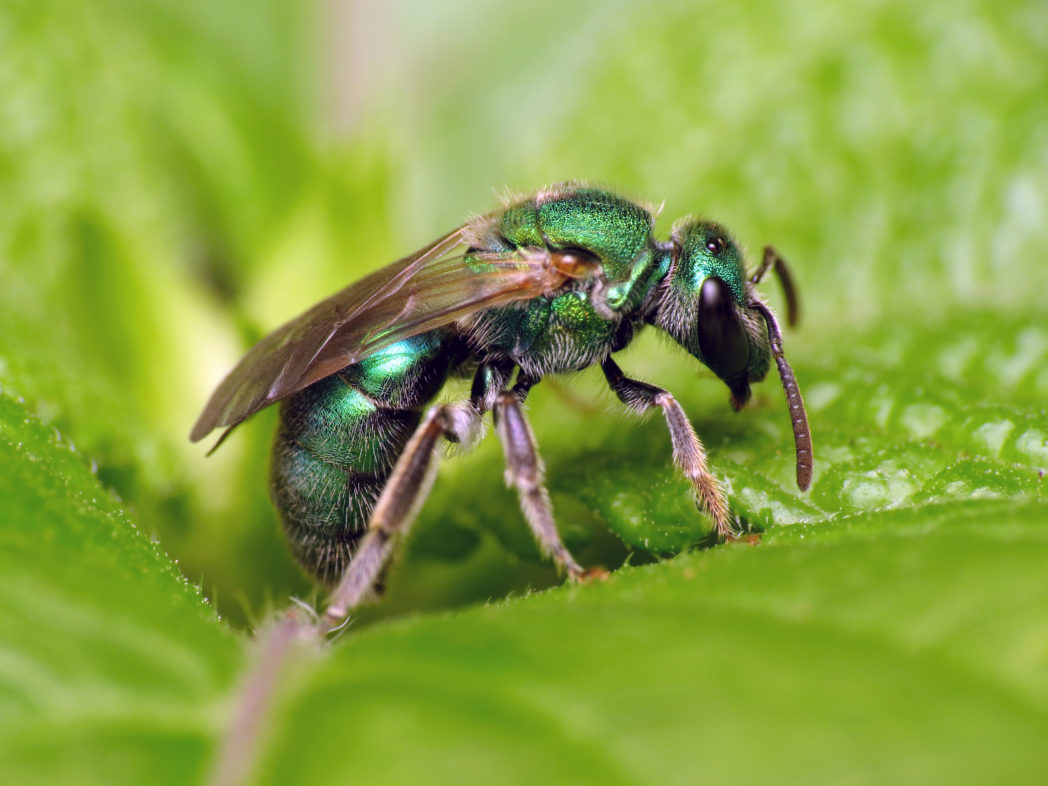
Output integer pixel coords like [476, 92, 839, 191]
[192, 184, 812, 628]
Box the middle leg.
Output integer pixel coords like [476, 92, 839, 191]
[601, 357, 734, 539]
[493, 388, 595, 580]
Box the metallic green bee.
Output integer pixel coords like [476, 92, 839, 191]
[192, 184, 811, 626]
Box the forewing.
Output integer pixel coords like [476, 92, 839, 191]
[191, 227, 585, 443]
[190, 226, 466, 442]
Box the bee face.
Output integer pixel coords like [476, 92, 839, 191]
[658, 220, 770, 407]
[672, 220, 747, 303]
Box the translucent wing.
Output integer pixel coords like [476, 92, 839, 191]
[191, 224, 594, 444]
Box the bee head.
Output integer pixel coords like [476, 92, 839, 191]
[653, 219, 770, 409]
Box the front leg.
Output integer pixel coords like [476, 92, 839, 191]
[601, 357, 734, 539]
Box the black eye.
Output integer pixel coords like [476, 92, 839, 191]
[706, 236, 727, 255]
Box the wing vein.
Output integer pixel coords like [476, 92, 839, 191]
[191, 232, 582, 443]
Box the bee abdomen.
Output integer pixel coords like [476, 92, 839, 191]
[269, 331, 455, 583]
[271, 420, 402, 584]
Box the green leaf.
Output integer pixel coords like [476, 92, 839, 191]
[3, 0, 1048, 783]
[254, 501, 1048, 786]
[229, 312, 1046, 786]
[0, 394, 240, 785]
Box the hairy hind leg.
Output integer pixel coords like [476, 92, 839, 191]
[601, 357, 734, 539]
[322, 403, 477, 629]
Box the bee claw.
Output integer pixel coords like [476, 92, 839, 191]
[569, 566, 610, 583]
[722, 531, 763, 546]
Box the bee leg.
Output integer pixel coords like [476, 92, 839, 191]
[322, 403, 477, 629]
[493, 389, 590, 580]
[470, 358, 515, 414]
[601, 357, 734, 540]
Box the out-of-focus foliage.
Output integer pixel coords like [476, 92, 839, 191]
[0, 394, 238, 785]
[1, 0, 1047, 783]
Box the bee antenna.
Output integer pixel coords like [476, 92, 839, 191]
[751, 246, 800, 327]
[750, 300, 813, 491]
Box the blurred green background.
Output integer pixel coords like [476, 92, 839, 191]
[2, 0, 1048, 784]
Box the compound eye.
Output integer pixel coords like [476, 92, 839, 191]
[697, 276, 751, 403]
[705, 235, 727, 256]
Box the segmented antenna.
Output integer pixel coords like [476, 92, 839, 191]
[751, 301, 813, 491]
[751, 246, 800, 328]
